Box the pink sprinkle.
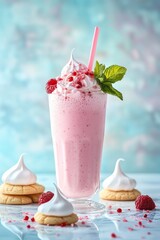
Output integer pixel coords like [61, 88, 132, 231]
[111, 233, 117, 238]
[123, 218, 128, 222]
[117, 208, 122, 213]
[147, 232, 151, 235]
[81, 221, 85, 224]
[27, 225, 31, 229]
[108, 205, 112, 209]
[23, 216, 29, 221]
[143, 214, 147, 218]
[148, 219, 152, 223]
[8, 220, 12, 223]
[31, 217, 35, 222]
[128, 227, 134, 231]
[128, 208, 130, 211]
[85, 216, 89, 219]
[138, 221, 142, 226]
[109, 211, 114, 214]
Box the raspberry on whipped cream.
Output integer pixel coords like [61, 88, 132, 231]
[2, 154, 37, 185]
[102, 159, 136, 191]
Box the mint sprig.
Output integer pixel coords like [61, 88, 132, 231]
[94, 61, 127, 100]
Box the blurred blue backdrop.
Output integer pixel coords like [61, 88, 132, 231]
[0, 0, 160, 176]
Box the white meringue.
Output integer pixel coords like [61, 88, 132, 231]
[103, 159, 136, 191]
[2, 154, 37, 185]
[38, 183, 74, 217]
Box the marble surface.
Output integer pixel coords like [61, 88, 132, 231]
[0, 173, 160, 240]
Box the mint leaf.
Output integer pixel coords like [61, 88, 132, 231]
[104, 65, 127, 83]
[94, 61, 105, 77]
[100, 83, 123, 100]
[93, 61, 127, 100]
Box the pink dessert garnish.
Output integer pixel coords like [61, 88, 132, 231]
[60, 222, 67, 227]
[111, 233, 117, 238]
[23, 216, 29, 221]
[31, 217, 35, 222]
[135, 195, 156, 210]
[117, 208, 122, 213]
[46, 79, 57, 94]
[27, 225, 31, 229]
[38, 191, 54, 205]
[144, 214, 147, 218]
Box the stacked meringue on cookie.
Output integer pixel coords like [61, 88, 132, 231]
[0, 154, 44, 205]
[34, 183, 78, 226]
[100, 159, 141, 201]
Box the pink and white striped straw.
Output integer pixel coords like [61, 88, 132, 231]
[88, 26, 100, 72]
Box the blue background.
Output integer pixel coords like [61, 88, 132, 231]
[0, 0, 160, 176]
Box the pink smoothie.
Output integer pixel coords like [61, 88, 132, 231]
[49, 91, 107, 198]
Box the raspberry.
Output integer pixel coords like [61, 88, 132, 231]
[45, 79, 57, 94]
[38, 191, 54, 205]
[135, 195, 155, 210]
[117, 208, 122, 213]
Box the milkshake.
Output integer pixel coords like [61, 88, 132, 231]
[48, 54, 107, 198]
[46, 27, 127, 205]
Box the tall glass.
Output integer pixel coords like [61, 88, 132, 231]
[49, 90, 107, 213]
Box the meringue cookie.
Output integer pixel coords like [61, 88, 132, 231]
[2, 154, 37, 185]
[103, 159, 136, 191]
[38, 183, 74, 217]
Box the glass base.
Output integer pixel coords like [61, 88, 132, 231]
[71, 199, 106, 215]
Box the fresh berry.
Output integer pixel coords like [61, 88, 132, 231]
[23, 216, 29, 221]
[111, 233, 117, 238]
[135, 195, 156, 210]
[45, 79, 57, 94]
[38, 191, 54, 205]
[117, 208, 122, 213]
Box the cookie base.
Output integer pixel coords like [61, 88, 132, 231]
[0, 193, 41, 205]
[34, 212, 78, 225]
[100, 189, 141, 201]
[0, 183, 44, 195]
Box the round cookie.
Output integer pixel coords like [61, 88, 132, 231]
[0, 183, 44, 196]
[29, 193, 41, 203]
[34, 212, 78, 226]
[0, 193, 32, 205]
[100, 189, 141, 201]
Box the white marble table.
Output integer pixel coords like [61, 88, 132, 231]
[0, 174, 160, 240]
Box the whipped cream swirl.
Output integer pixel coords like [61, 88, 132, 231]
[2, 154, 37, 185]
[38, 183, 74, 217]
[54, 51, 100, 95]
[103, 159, 136, 191]
[61, 49, 88, 76]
